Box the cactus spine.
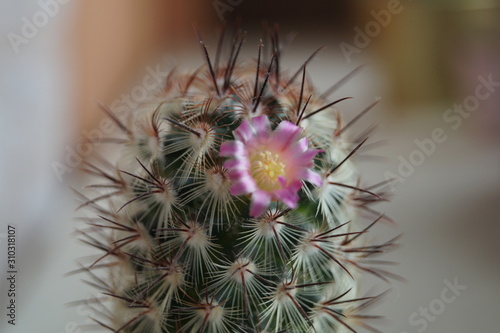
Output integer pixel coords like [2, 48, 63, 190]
[75, 29, 398, 333]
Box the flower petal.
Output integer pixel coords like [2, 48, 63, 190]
[303, 169, 323, 186]
[298, 148, 322, 165]
[294, 137, 309, 152]
[230, 177, 257, 196]
[278, 176, 287, 187]
[227, 167, 250, 179]
[250, 115, 271, 138]
[220, 141, 245, 157]
[274, 188, 299, 209]
[249, 190, 271, 217]
[273, 121, 302, 151]
[233, 120, 254, 143]
[224, 158, 248, 171]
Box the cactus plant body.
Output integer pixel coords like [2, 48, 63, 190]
[75, 28, 398, 333]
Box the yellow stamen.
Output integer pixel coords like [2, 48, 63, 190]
[250, 150, 286, 191]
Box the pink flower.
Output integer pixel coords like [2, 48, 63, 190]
[220, 116, 322, 217]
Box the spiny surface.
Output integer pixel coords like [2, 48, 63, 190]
[75, 29, 398, 333]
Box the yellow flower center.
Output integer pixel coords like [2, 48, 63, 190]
[250, 150, 286, 191]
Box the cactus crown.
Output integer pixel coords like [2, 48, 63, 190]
[75, 27, 398, 333]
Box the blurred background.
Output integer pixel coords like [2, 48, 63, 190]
[0, 0, 499, 332]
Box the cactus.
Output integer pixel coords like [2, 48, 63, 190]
[75, 28, 398, 333]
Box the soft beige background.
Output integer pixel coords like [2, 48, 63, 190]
[0, 1, 499, 332]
